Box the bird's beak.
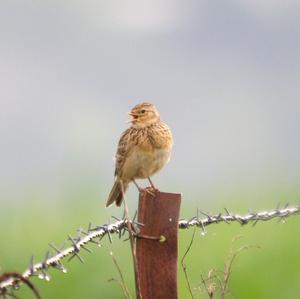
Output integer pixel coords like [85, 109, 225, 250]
[128, 112, 138, 122]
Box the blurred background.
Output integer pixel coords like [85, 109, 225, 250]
[1, 1, 300, 298]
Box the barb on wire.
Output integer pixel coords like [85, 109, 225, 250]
[1, 204, 300, 295]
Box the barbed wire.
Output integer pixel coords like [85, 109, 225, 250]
[0, 219, 128, 295]
[178, 204, 300, 233]
[1, 204, 300, 296]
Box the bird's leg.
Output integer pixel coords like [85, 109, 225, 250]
[132, 179, 143, 193]
[133, 179, 155, 196]
[147, 177, 155, 189]
[147, 177, 159, 192]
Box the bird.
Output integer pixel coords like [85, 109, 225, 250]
[106, 102, 173, 207]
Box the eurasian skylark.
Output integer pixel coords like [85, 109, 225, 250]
[106, 102, 173, 207]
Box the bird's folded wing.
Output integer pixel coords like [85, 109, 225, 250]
[114, 128, 133, 177]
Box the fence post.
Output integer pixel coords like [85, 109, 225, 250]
[136, 190, 181, 299]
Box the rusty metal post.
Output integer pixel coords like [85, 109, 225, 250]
[136, 190, 181, 299]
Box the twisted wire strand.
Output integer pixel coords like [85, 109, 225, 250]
[0, 220, 127, 292]
[178, 205, 300, 229]
[1, 205, 300, 294]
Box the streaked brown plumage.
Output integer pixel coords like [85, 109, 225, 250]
[106, 102, 173, 207]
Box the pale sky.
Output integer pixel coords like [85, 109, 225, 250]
[1, 1, 300, 203]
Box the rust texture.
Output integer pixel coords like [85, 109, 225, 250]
[136, 191, 181, 299]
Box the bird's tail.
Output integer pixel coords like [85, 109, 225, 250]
[106, 180, 128, 207]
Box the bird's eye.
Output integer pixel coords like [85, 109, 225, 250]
[141, 109, 146, 114]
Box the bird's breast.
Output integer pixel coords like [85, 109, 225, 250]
[136, 147, 171, 178]
[122, 147, 171, 180]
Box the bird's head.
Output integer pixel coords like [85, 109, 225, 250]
[129, 102, 160, 128]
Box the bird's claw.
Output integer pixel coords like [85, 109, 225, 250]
[140, 187, 158, 197]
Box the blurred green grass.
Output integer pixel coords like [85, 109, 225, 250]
[1, 189, 300, 299]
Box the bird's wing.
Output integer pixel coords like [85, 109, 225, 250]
[114, 128, 134, 177]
